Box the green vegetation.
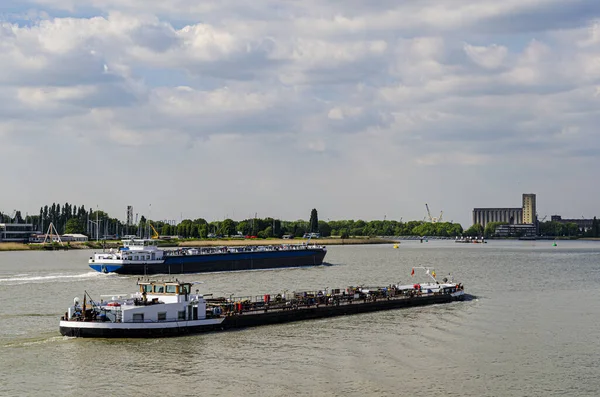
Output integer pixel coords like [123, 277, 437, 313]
[1, 204, 469, 240]
[539, 221, 583, 237]
[64, 218, 86, 234]
[0, 204, 122, 237]
[3, 202, 599, 242]
[155, 218, 463, 238]
[463, 223, 483, 237]
[309, 209, 319, 233]
[484, 222, 508, 238]
[5, 203, 600, 246]
[0, 242, 30, 251]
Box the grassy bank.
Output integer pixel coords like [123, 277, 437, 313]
[0, 243, 31, 251]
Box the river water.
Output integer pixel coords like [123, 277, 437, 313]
[1, 240, 599, 397]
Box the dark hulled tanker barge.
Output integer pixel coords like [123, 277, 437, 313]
[88, 238, 327, 275]
[60, 271, 469, 338]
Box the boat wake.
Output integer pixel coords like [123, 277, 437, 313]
[0, 313, 59, 319]
[0, 271, 111, 286]
[2, 335, 66, 349]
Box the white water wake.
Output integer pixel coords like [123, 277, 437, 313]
[0, 271, 113, 285]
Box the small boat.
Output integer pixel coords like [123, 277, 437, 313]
[59, 269, 469, 338]
[455, 237, 486, 244]
[89, 238, 327, 275]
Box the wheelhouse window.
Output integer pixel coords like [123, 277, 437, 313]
[142, 285, 153, 293]
[133, 313, 144, 322]
[165, 285, 177, 294]
[158, 312, 167, 321]
[154, 285, 164, 293]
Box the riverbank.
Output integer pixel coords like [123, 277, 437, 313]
[0, 237, 395, 252]
[180, 237, 394, 247]
[0, 243, 32, 251]
[0, 242, 74, 251]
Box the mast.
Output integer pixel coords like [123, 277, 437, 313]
[412, 266, 438, 283]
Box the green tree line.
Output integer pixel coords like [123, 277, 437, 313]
[1, 206, 467, 239]
[1, 204, 126, 237]
[539, 220, 593, 237]
[151, 216, 464, 239]
[5, 205, 599, 240]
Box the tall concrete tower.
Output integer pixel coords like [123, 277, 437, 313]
[126, 206, 134, 226]
[522, 194, 536, 224]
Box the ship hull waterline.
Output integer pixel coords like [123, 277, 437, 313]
[89, 249, 327, 275]
[60, 293, 468, 338]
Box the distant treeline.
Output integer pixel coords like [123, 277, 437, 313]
[157, 218, 464, 239]
[2, 204, 597, 239]
[0, 205, 466, 239]
[538, 220, 599, 237]
[0, 204, 123, 237]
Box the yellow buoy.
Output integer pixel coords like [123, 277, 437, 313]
[393, 244, 399, 249]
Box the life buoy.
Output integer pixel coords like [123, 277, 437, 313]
[107, 302, 121, 307]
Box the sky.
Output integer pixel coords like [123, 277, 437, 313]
[1, 0, 600, 227]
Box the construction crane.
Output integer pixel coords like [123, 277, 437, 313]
[149, 223, 160, 239]
[425, 203, 444, 223]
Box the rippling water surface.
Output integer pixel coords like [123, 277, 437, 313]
[1, 240, 600, 397]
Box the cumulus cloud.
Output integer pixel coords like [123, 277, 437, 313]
[463, 43, 508, 69]
[1, 0, 600, 225]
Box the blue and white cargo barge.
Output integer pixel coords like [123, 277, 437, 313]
[89, 239, 327, 275]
